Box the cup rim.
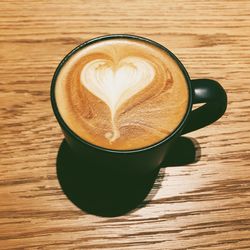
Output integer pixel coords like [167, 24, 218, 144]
[50, 34, 193, 154]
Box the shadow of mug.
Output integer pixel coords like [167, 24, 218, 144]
[56, 136, 200, 217]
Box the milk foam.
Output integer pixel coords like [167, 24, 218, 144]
[80, 56, 155, 141]
[55, 38, 189, 150]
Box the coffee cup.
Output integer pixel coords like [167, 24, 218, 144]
[51, 34, 227, 175]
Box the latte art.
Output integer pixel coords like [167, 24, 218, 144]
[55, 38, 188, 150]
[81, 56, 155, 142]
[81, 57, 155, 117]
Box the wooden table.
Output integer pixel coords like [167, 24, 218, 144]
[1, 1, 250, 249]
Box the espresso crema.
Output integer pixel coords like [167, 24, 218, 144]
[55, 38, 189, 150]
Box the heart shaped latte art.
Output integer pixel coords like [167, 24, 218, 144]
[80, 56, 155, 118]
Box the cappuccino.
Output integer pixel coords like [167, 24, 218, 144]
[55, 38, 188, 150]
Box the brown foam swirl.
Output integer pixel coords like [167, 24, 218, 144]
[55, 38, 188, 150]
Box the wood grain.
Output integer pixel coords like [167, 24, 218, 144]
[0, 0, 250, 249]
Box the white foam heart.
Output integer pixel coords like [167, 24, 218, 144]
[80, 56, 155, 119]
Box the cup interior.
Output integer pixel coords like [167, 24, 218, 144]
[50, 34, 193, 153]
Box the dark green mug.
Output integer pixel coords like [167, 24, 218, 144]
[51, 34, 227, 175]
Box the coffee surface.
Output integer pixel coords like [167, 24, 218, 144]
[55, 38, 189, 150]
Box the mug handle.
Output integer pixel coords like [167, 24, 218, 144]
[181, 79, 227, 134]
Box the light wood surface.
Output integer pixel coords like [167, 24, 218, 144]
[1, 0, 250, 249]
